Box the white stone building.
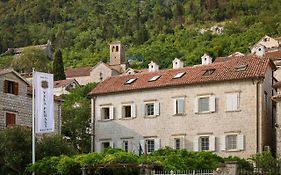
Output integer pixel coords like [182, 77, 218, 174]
[89, 55, 275, 158]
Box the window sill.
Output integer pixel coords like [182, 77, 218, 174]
[119, 117, 136, 120]
[195, 111, 214, 114]
[223, 149, 241, 152]
[225, 110, 241, 113]
[98, 119, 114, 122]
[172, 113, 186, 117]
[144, 115, 159, 119]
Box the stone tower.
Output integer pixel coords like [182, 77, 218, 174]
[109, 41, 126, 66]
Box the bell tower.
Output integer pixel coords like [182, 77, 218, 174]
[109, 41, 125, 66]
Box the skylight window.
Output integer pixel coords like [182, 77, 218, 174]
[235, 64, 248, 72]
[173, 72, 186, 79]
[125, 78, 137, 85]
[203, 69, 215, 76]
[149, 75, 161, 82]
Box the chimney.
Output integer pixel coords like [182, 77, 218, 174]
[201, 53, 213, 65]
[172, 58, 184, 69]
[255, 45, 266, 57]
[148, 61, 159, 72]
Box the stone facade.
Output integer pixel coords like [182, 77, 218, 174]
[0, 70, 61, 133]
[92, 63, 274, 158]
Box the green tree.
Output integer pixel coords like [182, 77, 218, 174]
[11, 47, 50, 73]
[62, 83, 96, 153]
[0, 126, 31, 175]
[53, 49, 66, 81]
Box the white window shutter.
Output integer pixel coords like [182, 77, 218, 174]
[119, 106, 123, 119]
[233, 93, 239, 111]
[142, 104, 146, 117]
[178, 99, 185, 114]
[194, 97, 199, 113]
[154, 102, 160, 116]
[110, 141, 114, 148]
[128, 140, 132, 152]
[180, 137, 185, 149]
[210, 96, 216, 112]
[226, 94, 233, 111]
[193, 136, 199, 151]
[238, 134, 245, 151]
[220, 135, 226, 151]
[154, 138, 161, 151]
[209, 136, 216, 151]
[109, 106, 114, 119]
[131, 104, 136, 118]
[97, 108, 102, 120]
[139, 140, 145, 154]
[174, 99, 177, 115]
[95, 141, 101, 153]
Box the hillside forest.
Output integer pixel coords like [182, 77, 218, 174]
[1, 0, 281, 69]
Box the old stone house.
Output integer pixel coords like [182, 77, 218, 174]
[65, 41, 127, 85]
[0, 69, 61, 133]
[89, 55, 275, 159]
[53, 79, 80, 96]
[251, 35, 281, 55]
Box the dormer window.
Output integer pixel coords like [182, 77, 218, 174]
[203, 69, 215, 76]
[235, 64, 248, 72]
[173, 72, 186, 79]
[149, 75, 161, 82]
[125, 78, 137, 85]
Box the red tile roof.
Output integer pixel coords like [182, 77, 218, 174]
[90, 56, 271, 96]
[265, 50, 281, 60]
[54, 79, 78, 88]
[65, 67, 92, 78]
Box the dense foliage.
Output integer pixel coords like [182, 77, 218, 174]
[28, 147, 255, 175]
[61, 83, 96, 153]
[1, 0, 281, 69]
[0, 126, 77, 175]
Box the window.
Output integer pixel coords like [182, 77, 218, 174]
[226, 92, 239, 111]
[101, 141, 112, 151]
[124, 105, 131, 118]
[221, 134, 244, 151]
[112, 46, 115, 52]
[199, 136, 209, 151]
[195, 95, 215, 113]
[235, 64, 248, 71]
[101, 107, 110, 119]
[125, 78, 137, 84]
[174, 98, 185, 115]
[140, 138, 160, 154]
[6, 112, 16, 127]
[116, 46, 119, 52]
[147, 140, 155, 154]
[144, 101, 160, 117]
[4, 80, 19, 95]
[175, 138, 181, 150]
[123, 141, 129, 152]
[149, 75, 161, 82]
[100, 106, 114, 120]
[173, 72, 186, 79]
[203, 69, 215, 76]
[146, 103, 154, 116]
[226, 135, 237, 150]
[198, 97, 209, 112]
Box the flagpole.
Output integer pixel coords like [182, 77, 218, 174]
[32, 68, 36, 175]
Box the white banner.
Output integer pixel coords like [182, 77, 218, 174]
[34, 71, 54, 133]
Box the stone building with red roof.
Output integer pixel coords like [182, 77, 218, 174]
[89, 55, 276, 158]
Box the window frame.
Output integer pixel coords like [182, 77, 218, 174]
[123, 140, 129, 152]
[198, 96, 210, 113]
[5, 112, 16, 127]
[195, 95, 215, 114]
[4, 80, 19, 95]
[146, 139, 155, 154]
[174, 98, 185, 115]
[225, 134, 238, 151]
[145, 103, 154, 116]
[100, 105, 114, 121]
[199, 136, 210, 151]
[226, 92, 240, 112]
